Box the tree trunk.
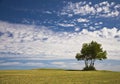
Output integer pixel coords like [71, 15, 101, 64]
[89, 59, 95, 67]
[90, 59, 93, 67]
[84, 59, 88, 67]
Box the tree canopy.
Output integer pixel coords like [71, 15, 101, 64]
[75, 41, 107, 70]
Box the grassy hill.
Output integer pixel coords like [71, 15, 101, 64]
[0, 69, 120, 84]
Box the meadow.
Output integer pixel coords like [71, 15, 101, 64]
[0, 69, 120, 84]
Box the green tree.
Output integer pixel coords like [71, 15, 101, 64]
[75, 41, 107, 70]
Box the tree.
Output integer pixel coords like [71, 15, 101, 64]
[75, 41, 107, 70]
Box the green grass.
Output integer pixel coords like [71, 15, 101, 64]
[0, 69, 120, 84]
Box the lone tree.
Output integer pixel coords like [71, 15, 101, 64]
[75, 41, 107, 70]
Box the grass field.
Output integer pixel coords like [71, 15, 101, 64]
[0, 69, 120, 84]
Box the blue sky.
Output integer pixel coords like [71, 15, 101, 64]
[0, 0, 120, 71]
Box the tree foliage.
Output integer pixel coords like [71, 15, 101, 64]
[75, 41, 107, 70]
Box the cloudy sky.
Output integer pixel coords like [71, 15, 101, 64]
[0, 0, 120, 71]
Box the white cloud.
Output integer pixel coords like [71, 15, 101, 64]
[75, 27, 80, 31]
[60, 1, 120, 17]
[0, 21, 120, 61]
[23, 62, 44, 66]
[77, 18, 89, 22]
[43, 11, 52, 14]
[0, 60, 5, 62]
[0, 62, 21, 66]
[51, 62, 65, 65]
[51, 61, 84, 69]
[89, 26, 95, 30]
[0, 61, 44, 66]
[99, 22, 103, 24]
[95, 60, 120, 71]
[68, 14, 73, 17]
[99, 27, 119, 38]
[58, 23, 75, 27]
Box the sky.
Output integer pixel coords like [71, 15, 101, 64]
[0, 0, 120, 71]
